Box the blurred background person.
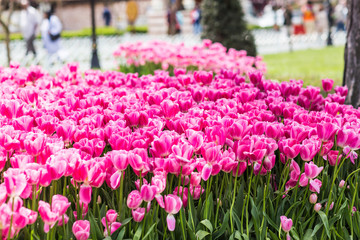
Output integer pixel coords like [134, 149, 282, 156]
[103, 4, 111, 26]
[283, 4, 293, 51]
[175, 9, 184, 34]
[315, 4, 328, 37]
[302, 1, 315, 35]
[334, 0, 347, 32]
[41, 11, 62, 66]
[191, 4, 201, 35]
[284, 4, 293, 36]
[20, 0, 40, 58]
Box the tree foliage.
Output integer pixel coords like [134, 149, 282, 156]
[201, 0, 257, 56]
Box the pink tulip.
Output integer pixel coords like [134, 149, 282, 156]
[79, 184, 92, 204]
[127, 190, 143, 209]
[164, 194, 182, 231]
[132, 207, 145, 222]
[56, 121, 76, 144]
[317, 122, 338, 142]
[4, 172, 28, 198]
[36, 115, 59, 135]
[206, 125, 226, 146]
[186, 129, 204, 152]
[46, 157, 67, 181]
[190, 172, 201, 186]
[314, 203, 322, 212]
[189, 185, 204, 200]
[19, 207, 38, 225]
[104, 222, 122, 237]
[72, 220, 90, 240]
[339, 180, 346, 188]
[279, 138, 301, 160]
[309, 193, 317, 204]
[13, 116, 33, 132]
[326, 150, 341, 166]
[140, 184, 157, 202]
[151, 174, 167, 194]
[324, 102, 340, 116]
[248, 71, 263, 86]
[24, 132, 47, 157]
[322, 78, 334, 92]
[300, 139, 319, 161]
[101, 209, 118, 227]
[194, 70, 213, 86]
[304, 162, 323, 179]
[299, 162, 323, 193]
[0, 99, 24, 119]
[220, 151, 238, 173]
[280, 216, 293, 233]
[171, 143, 194, 166]
[51, 195, 71, 216]
[150, 133, 173, 158]
[337, 128, 360, 150]
[161, 100, 180, 119]
[334, 86, 348, 97]
[228, 120, 251, 141]
[38, 201, 59, 233]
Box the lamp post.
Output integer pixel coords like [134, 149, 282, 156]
[90, 0, 100, 68]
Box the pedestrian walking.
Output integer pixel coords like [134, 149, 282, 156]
[303, 2, 316, 34]
[191, 4, 201, 35]
[103, 4, 111, 26]
[315, 5, 328, 35]
[41, 11, 62, 66]
[334, 0, 347, 32]
[284, 4, 293, 51]
[20, 0, 40, 57]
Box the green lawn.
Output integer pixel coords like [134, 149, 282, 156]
[263, 46, 345, 87]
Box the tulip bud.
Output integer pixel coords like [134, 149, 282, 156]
[280, 216, 293, 233]
[309, 193, 317, 204]
[217, 198, 222, 207]
[339, 180, 346, 188]
[314, 203, 322, 212]
[352, 206, 357, 213]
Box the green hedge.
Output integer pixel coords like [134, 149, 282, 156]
[0, 26, 148, 41]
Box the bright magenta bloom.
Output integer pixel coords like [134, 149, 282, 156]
[132, 207, 145, 222]
[164, 194, 182, 231]
[127, 190, 143, 209]
[280, 216, 293, 232]
[322, 78, 334, 92]
[72, 220, 90, 240]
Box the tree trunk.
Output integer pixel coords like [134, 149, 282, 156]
[0, 19, 11, 66]
[0, 1, 14, 66]
[343, 0, 360, 107]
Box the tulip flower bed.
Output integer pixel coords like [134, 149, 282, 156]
[113, 40, 266, 76]
[0, 62, 359, 240]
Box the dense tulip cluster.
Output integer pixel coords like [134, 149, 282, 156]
[0, 60, 359, 240]
[113, 40, 266, 75]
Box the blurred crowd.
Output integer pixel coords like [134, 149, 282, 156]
[19, 0, 63, 66]
[282, 0, 348, 36]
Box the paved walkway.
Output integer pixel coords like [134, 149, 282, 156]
[0, 29, 346, 73]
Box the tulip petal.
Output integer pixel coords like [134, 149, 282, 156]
[79, 184, 92, 204]
[201, 164, 212, 181]
[166, 214, 176, 231]
[109, 171, 122, 190]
